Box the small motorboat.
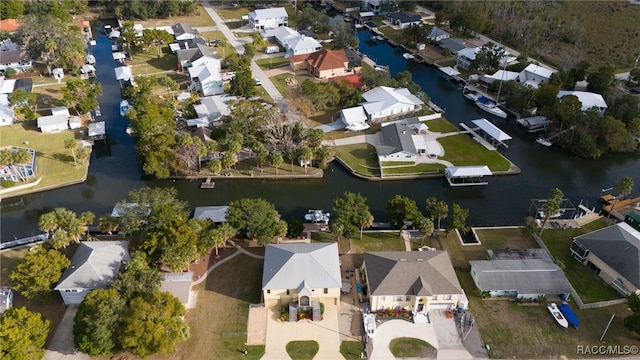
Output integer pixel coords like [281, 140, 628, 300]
[304, 210, 330, 224]
[475, 96, 507, 119]
[94, 105, 101, 117]
[120, 100, 129, 116]
[536, 137, 552, 147]
[547, 303, 569, 329]
[363, 313, 376, 338]
[402, 53, 415, 60]
[463, 86, 480, 101]
[85, 54, 96, 65]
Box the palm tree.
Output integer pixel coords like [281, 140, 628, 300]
[299, 147, 314, 174]
[64, 139, 77, 168]
[217, 39, 228, 59]
[217, 223, 237, 256]
[426, 197, 448, 234]
[607, 177, 634, 221]
[538, 188, 564, 238]
[270, 151, 283, 175]
[98, 215, 119, 235]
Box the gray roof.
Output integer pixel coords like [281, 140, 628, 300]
[55, 241, 130, 290]
[176, 44, 218, 64]
[171, 23, 196, 37]
[88, 121, 106, 137]
[387, 12, 422, 23]
[470, 259, 572, 295]
[160, 272, 193, 305]
[37, 114, 68, 128]
[193, 206, 229, 223]
[363, 251, 463, 296]
[574, 223, 640, 288]
[378, 122, 417, 156]
[438, 38, 467, 54]
[262, 243, 341, 290]
[177, 37, 206, 49]
[0, 49, 29, 64]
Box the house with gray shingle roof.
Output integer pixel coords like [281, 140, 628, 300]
[55, 241, 130, 305]
[171, 23, 198, 41]
[386, 12, 422, 29]
[571, 222, 640, 296]
[361, 251, 465, 314]
[469, 259, 572, 300]
[262, 243, 341, 310]
[176, 43, 221, 72]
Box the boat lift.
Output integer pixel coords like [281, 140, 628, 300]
[529, 198, 577, 219]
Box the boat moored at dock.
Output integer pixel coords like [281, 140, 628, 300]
[475, 96, 508, 119]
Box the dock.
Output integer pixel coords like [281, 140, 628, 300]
[458, 123, 497, 151]
[200, 177, 215, 189]
[602, 195, 640, 213]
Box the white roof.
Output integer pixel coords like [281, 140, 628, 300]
[188, 62, 221, 82]
[287, 35, 321, 51]
[340, 106, 367, 125]
[51, 107, 70, 117]
[249, 7, 288, 20]
[186, 117, 209, 128]
[69, 116, 81, 125]
[88, 121, 106, 137]
[445, 166, 492, 178]
[37, 114, 67, 127]
[266, 26, 299, 42]
[112, 52, 126, 60]
[472, 118, 512, 141]
[522, 64, 555, 80]
[557, 91, 608, 111]
[0, 94, 14, 121]
[485, 70, 519, 82]
[169, 43, 181, 52]
[457, 47, 479, 60]
[109, 30, 120, 39]
[262, 243, 341, 290]
[193, 206, 229, 223]
[439, 66, 460, 77]
[134, 23, 144, 37]
[194, 95, 232, 120]
[81, 64, 96, 74]
[360, 11, 375, 17]
[176, 92, 192, 102]
[55, 241, 130, 290]
[411, 134, 427, 150]
[114, 66, 132, 81]
[0, 76, 16, 94]
[361, 86, 424, 114]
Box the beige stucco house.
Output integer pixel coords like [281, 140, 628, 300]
[361, 251, 466, 316]
[262, 243, 341, 318]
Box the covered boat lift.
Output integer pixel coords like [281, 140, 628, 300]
[444, 165, 492, 186]
[439, 66, 460, 80]
[471, 118, 512, 149]
[88, 121, 106, 140]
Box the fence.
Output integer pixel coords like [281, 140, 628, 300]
[0, 232, 48, 251]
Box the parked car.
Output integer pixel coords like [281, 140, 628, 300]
[254, 77, 262, 86]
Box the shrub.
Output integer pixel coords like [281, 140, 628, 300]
[1, 180, 15, 188]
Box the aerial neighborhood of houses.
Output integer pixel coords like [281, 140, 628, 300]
[2, 1, 640, 360]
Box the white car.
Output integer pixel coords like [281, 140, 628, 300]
[254, 77, 262, 85]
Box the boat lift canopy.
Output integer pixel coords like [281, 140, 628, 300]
[444, 166, 492, 186]
[439, 66, 460, 78]
[471, 118, 512, 148]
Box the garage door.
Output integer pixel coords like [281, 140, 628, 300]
[428, 303, 452, 310]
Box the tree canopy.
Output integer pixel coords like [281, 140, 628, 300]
[332, 192, 374, 240]
[74, 288, 125, 356]
[10, 246, 70, 300]
[226, 198, 287, 245]
[0, 307, 50, 360]
[386, 195, 422, 228]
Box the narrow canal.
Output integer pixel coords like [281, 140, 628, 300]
[1, 29, 639, 241]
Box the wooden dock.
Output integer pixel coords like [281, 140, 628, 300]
[200, 177, 215, 189]
[602, 195, 640, 212]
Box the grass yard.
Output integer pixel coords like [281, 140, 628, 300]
[270, 73, 314, 95]
[389, 338, 436, 358]
[377, 27, 403, 44]
[438, 134, 511, 172]
[226, 20, 248, 30]
[33, 84, 67, 109]
[312, 231, 405, 254]
[541, 219, 622, 303]
[1, 246, 68, 347]
[134, 5, 215, 28]
[200, 31, 237, 60]
[216, 7, 251, 21]
[170, 254, 265, 360]
[340, 341, 365, 360]
[333, 144, 380, 177]
[424, 118, 458, 133]
[285, 341, 319, 360]
[381, 163, 445, 175]
[458, 271, 637, 359]
[130, 48, 177, 76]
[0, 124, 89, 195]
[256, 57, 289, 70]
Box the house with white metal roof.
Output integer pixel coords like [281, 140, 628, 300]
[193, 95, 233, 124]
[283, 35, 322, 57]
[360, 86, 424, 121]
[361, 251, 466, 315]
[428, 26, 450, 42]
[55, 241, 130, 305]
[248, 7, 288, 31]
[456, 47, 479, 70]
[262, 243, 341, 309]
[339, 106, 370, 131]
[188, 62, 223, 96]
[518, 64, 556, 89]
[557, 90, 608, 114]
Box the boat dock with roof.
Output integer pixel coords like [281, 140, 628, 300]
[444, 166, 493, 186]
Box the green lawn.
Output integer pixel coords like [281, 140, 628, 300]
[541, 219, 623, 303]
[382, 163, 445, 175]
[130, 48, 177, 76]
[135, 5, 216, 27]
[333, 144, 380, 177]
[0, 123, 90, 195]
[270, 73, 314, 95]
[377, 27, 403, 43]
[216, 7, 251, 21]
[226, 20, 248, 30]
[312, 231, 405, 254]
[286, 341, 319, 360]
[340, 341, 365, 360]
[439, 134, 511, 171]
[256, 57, 289, 70]
[200, 31, 237, 60]
[172, 253, 265, 360]
[424, 118, 458, 133]
[33, 84, 67, 109]
[389, 338, 436, 358]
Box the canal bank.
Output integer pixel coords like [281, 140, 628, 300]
[1, 28, 639, 241]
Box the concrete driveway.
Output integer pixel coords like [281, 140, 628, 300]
[369, 319, 439, 360]
[262, 304, 345, 360]
[44, 305, 89, 360]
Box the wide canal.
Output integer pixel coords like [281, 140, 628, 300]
[1, 29, 639, 241]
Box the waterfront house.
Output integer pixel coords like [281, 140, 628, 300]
[0, 146, 36, 182]
[55, 241, 130, 305]
[455, 47, 479, 70]
[361, 251, 466, 315]
[480, 70, 520, 88]
[518, 64, 556, 89]
[360, 86, 424, 121]
[0, 94, 14, 126]
[571, 222, 640, 296]
[37, 114, 68, 133]
[249, 7, 288, 31]
[386, 12, 422, 29]
[362, 0, 392, 15]
[290, 49, 357, 79]
[88, 121, 106, 140]
[438, 38, 468, 55]
[427, 26, 450, 42]
[557, 91, 608, 114]
[470, 258, 572, 300]
[188, 62, 223, 96]
[377, 122, 429, 162]
[262, 243, 341, 312]
[0, 49, 32, 72]
[193, 95, 232, 125]
[171, 23, 199, 41]
[176, 43, 220, 72]
[193, 206, 229, 223]
[160, 272, 195, 308]
[77, 20, 93, 42]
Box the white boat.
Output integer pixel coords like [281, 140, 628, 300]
[463, 86, 480, 101]
[120, 100, 129, 116]
[346, 122, 370, 131]
[85, 54, 96, 65]
[536, 137, 553, 147]
[94, 106, 101, 117]
[547, 303, 569, 329]
[374, 35, 384, 41]
[374, 65, 389, 72]
[125, 126, 134, 135]
[304, 210, 330, 224]
[402, 53, 415, 60]
[475, 96, 508, 119]
[363, 313, 376, 338]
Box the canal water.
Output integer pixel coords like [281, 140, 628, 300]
[1, 29, 639, 241]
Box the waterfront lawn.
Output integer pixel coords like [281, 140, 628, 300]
[424, 118, 458, 133]
[286, 341, 319, 360]
[457, 271, 636, 359]
[377, 26, 403, 43]
[438, 134, 511, 171]
[0, 124, 89, 195]
[256, 56, 289, 70]
[541, 219, 622, 303]
[382, 163, 445, 175]
[135, 5, 216, 27]
[333, 144, 380, 177]
[172, 254, 265, 360]
[130, 48, 177, 76]
[216, 7, 251, 21]
[312, 231, 405, 253]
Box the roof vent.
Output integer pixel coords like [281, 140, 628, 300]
[399, 258, 406, 262]
[416, 259, 424, 262]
